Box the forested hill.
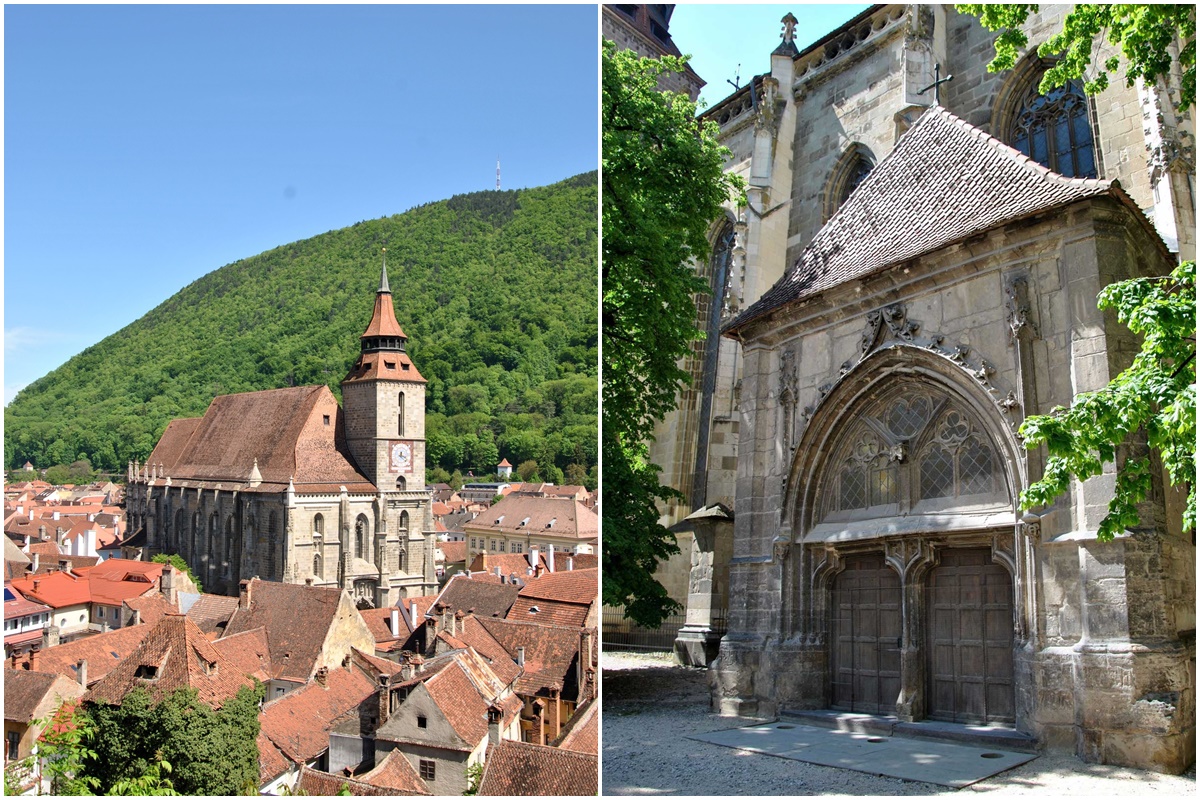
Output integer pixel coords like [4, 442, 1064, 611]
[5, 173, 598, 487]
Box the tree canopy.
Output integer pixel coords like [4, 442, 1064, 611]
[5, 174, 597, 488]
[601, 41, 744, 626]
[958, 4, 1196, 110]
[1020, 261, 1195, 539]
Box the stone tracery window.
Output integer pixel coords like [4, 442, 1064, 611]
[825, 145, 875, 221]
[1008, 78, 1096, 178]
[819, 388, 1005, 521]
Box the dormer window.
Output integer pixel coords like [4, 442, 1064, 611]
[385, 361, 396, 370]
[402, 363, 410, 371]
[417, 715, 427, 729]
[135, 664, 159, 680]
[518, 517, 530, 528]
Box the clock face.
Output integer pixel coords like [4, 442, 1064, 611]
[391, 442, 412, 473]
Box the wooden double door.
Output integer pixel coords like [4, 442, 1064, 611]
[830, 548, 1013, 724]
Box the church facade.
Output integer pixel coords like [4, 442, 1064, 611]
[648, 5, 1194, 772]
[125, 263, 438, 607]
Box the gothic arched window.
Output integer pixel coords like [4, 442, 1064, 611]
[1008, 79, 1096, 178]
[817, 387, 1007, 523]
[398, 392, 406, 436]
[355, 515, 369, 561]
[825, 145, 875, 221]
[314, 552, 323, 581]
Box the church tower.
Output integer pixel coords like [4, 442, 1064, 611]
[341, 256, 427, 493]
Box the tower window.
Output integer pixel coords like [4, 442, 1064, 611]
[323, 415, 330, 426]
[384, 361, 396, 370]
[402, 363, 410, 371]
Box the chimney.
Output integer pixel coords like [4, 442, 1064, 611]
[529, 546, 539, 570]
[31, 553, 39, 573]
[33, 579, 41, 593]
[239, 579, 252, 608]
[304, 577, 313, 586]
[377, 674, 391, 727]
[161, 564, 176, 605]
[409, 600, 418, 628]
[494, 566, 502, 580]
[567, 556, 574, 571]
[315, 666, 329, 687]
[42, 624, 60, 650]
[55, 527, 64, 546]
[76, 659, 88, 688]
[391, 607, 401, 637]
[487, 705, 503, 748]
[52, 511, 60, 521]
[400, 661, 413, 681]
[29, 649, 40, 672]
[548, 545, 556, 573]
[516, 646, 525, 667]
[412, 654, 425, 673]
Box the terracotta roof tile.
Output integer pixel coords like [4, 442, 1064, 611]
[184, 593, 240, 635]
[432, 574, 520, 619]
[8, 569, 91, 608]
[517, 568, 597, 605]
[293, 766, 395, 796]
[477, 739, 597, 796]
[147, 386, 375, 492]
[13, 625, 150, 686]
[212, 627, 272, 683]
[476, 616, 581, 698]
[4, 668, 84, 723]
[556, 696, 598, 754]
[463, 495, 597, 540]
[122, 594, 178, 628]
[223, 579, 345, 682]
[441, 617, 521, 687]
[357, 750, 431, 795]
[727, 105, 1161, 334]
[258, 662, 377, 774]
[507, 597, 590, 628]
[438, 541, 467, 564]
[84, 614, 257, 708]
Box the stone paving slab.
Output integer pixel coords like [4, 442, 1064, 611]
[688, 721, 1038, 788]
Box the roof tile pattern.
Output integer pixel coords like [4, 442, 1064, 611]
[293, 767, 393, 797]
[258, 663, 377, 782]
[433, 574, 520, 619]
[727, 106, 1124, 334]
[476, 616, 580, 697]
[4, 669, 81, 723]
[183, 593, 240, 635]
[223, 579, 343, 682]
[463, 495, 597, 540]
[147, 386, 374, 492]
[556, 697, 598, 754]
[10, 625, 150, 685]
[84, 614, 256, 708]
[357, 750, 432, 795]
[477, 739, 598, 796]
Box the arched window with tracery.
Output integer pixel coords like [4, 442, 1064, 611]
[1007, 78, 1097, 178]
[314, 552, 323, 581]
[816, 386, 1008, 525]
[267, 511, 279, 578]
[355, 515, 369, 562]
[824, 145, 875, 222]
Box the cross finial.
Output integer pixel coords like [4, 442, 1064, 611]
[917, 63, 954, 105]
[781, 13, 798, 45]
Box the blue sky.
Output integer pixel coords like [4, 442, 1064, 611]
[4, 4, 599, 404]
[668, 4, 871, 109]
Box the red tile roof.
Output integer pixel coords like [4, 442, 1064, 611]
[223, 578, 346, 682]
[8, 569, 91, 608]
[147, 386, 376, 493]
[84, 559, 162, 606]
[122, 594, 178, 628]
[357, 750, 431, 795]
[84, 614, 257, 709]
[212, 627, 272, 683]
[13, 625, 150, 686]
[517, 568, 597, 605]
[438, 541, 467, 564]
[184, 593, 240, 636]
[476, 616, 581, 698]
[4, 668, 84, 723]
[477, 739, 597, 796]
[726, 105, 1166, 334]
[293, 767, 394, 796]
[432, 574, 520, 620]
[258, 662, 377, 782]
[555, 697, 598, 754]
[463, 495, 597, 540]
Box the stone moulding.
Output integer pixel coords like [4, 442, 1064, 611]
[796, 302, 1021, 454]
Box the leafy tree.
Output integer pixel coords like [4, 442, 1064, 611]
[44, 465, 73, 486]
[38, 702, 100, 796]
[450, 469, 464, 491]
[106, 753, 178, 796]
[1020, 261, 1195, 539]
[601, 41, 744, 627]
[151, 553, 202, 594]
[84, 684, 262, 796]
[958, 4, 1196, 111]
[463, 762, 484, 795]
[565, 462, 588, 487]
[517, 460, 539, 482]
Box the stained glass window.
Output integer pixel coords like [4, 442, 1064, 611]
[1010, 80, 1096, 178]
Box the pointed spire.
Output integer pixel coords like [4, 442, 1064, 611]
[248, 458, 262, 488]
[379, 248, 391, 294]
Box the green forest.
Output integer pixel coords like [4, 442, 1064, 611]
[4, 173, 598, 487]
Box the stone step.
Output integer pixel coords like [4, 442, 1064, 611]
[781, 709, 1040, 753]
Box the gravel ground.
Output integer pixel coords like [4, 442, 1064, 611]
[601, 651, 1197, 796]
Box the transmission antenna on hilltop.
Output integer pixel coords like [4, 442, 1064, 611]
[496, 157, 501, 190]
